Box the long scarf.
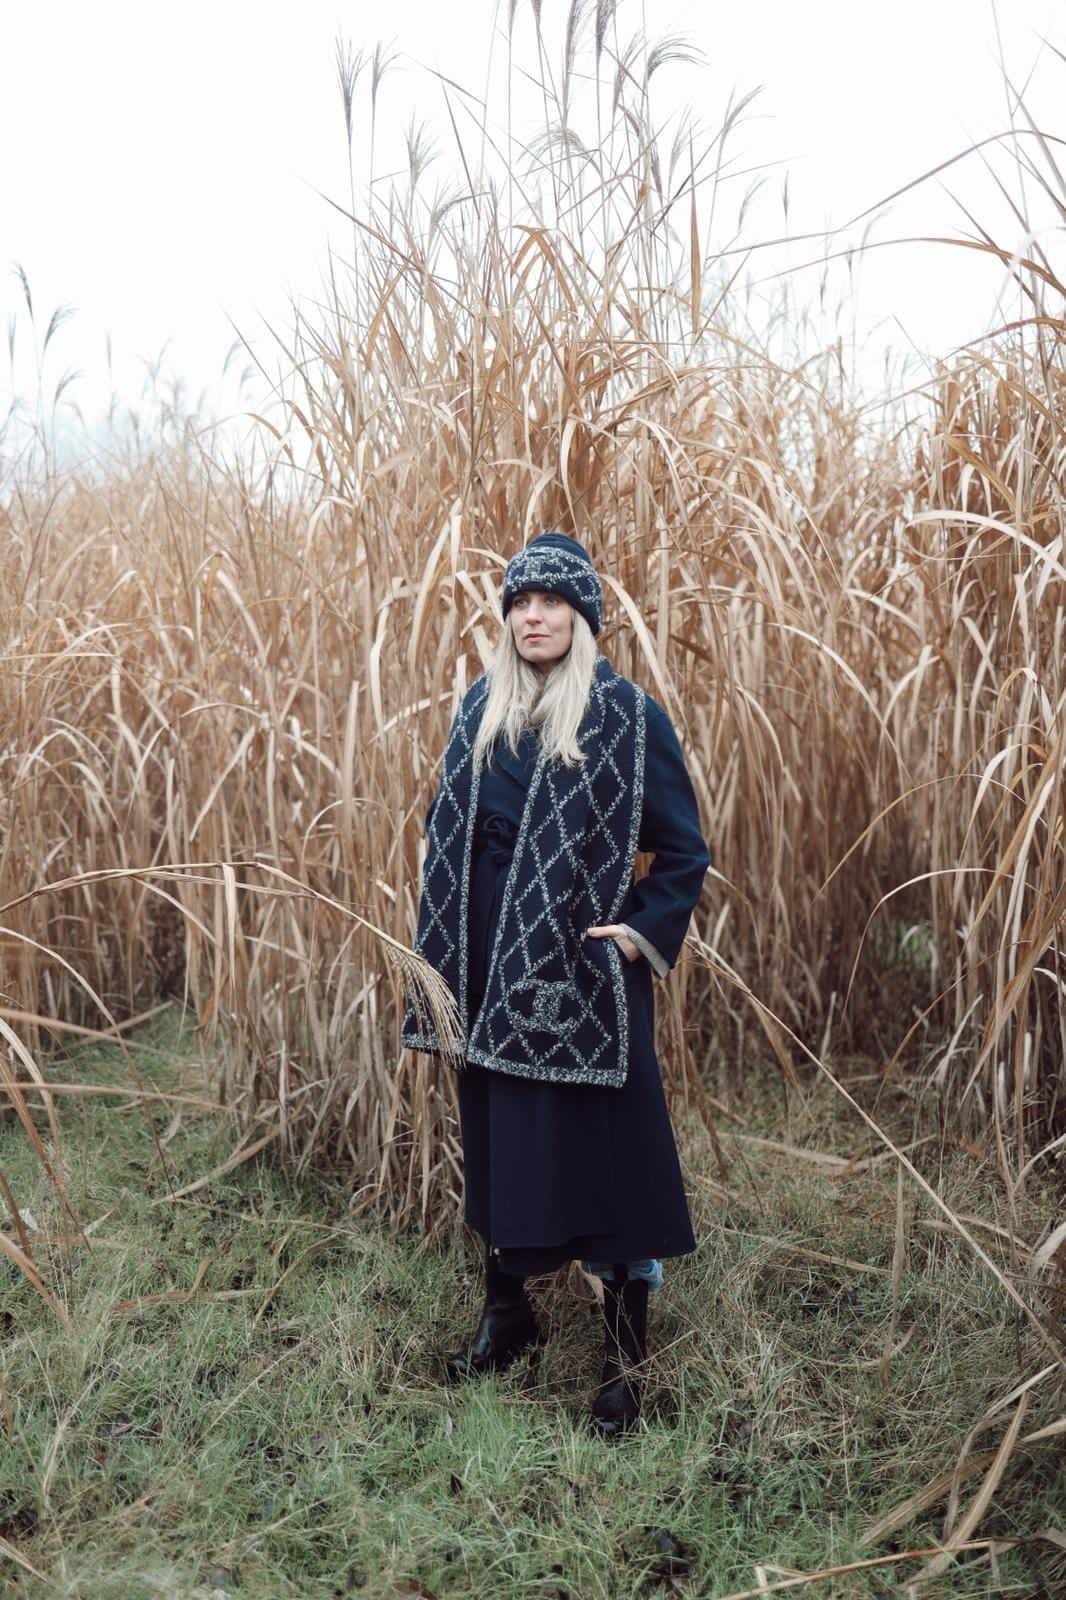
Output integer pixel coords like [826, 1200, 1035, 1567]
[402, 654, 647, 1087]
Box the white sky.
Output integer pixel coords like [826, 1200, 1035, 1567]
[1, 0, 1061, 439]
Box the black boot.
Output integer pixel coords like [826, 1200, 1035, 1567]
[443, 1249, 541, 1383]
[589, 1265, 649, 1436]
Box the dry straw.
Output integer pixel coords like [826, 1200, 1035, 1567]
[2, 10, 1063, 1574]
[1, 3, 1062, 1246]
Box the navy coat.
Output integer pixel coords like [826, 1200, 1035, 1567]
[418, 677, 710, 1271]
[404, 656, 707, 1088]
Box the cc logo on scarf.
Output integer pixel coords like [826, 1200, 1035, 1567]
[504, 976, 595, 1037]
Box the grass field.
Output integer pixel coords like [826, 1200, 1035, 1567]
[2, 1012, 1062, 1599]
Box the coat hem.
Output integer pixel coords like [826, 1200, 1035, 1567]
[463, 1042, 628, 1088]
[401, 1031, 439, 1053]
[401, 1030, 463, 1062]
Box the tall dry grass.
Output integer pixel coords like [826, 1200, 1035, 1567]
[1, 0, 1063, 1272]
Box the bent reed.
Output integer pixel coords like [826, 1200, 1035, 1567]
[1, 3, 1063, 1236]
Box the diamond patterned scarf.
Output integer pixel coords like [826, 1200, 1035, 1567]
[402, 654, 647, 1087]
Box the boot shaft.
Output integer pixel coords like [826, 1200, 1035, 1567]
[484, 1248, 528, 1310]
[442, 1248, 539, 1383]
[601, 1274, 649, 1368]
[590, 1274, 649, 1436]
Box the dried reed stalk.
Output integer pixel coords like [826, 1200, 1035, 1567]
[1, 5, 1062, 1234]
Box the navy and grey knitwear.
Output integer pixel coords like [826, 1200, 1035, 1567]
[401, 653, 711, 1088]
[402, 655, 641, 1085]
[501, 532, 603, 636]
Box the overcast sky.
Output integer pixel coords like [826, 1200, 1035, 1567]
[1, 0, 1061, 438]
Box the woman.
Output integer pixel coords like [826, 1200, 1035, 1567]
[402, 532, 710, 1435]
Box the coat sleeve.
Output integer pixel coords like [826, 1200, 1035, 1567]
[618, 694, 711, 975]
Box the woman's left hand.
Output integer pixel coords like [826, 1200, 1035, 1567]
[586, 924, 639, 963]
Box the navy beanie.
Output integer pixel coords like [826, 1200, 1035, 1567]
[501, 532, 603, 636]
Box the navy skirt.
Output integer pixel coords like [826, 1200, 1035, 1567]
[457, 819, 696, 1277]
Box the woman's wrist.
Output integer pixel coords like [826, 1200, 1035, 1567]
[615, 923, 669, 977]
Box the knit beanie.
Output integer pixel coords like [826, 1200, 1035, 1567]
[501, 532, 603, 636]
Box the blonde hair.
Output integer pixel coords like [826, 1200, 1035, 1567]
[472, 607, 599, 771]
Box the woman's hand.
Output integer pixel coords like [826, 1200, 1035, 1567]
[586, 924, 639, 963]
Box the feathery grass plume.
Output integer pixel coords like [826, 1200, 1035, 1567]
[594, 0, 617, 61]
[335, 34, 365, 150]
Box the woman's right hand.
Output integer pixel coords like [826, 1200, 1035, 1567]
[585, 924, 639, 962]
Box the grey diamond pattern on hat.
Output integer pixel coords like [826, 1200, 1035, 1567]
[502, 534, 604, 635]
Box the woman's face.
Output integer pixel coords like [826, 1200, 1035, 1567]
[510, 589, 574, 672]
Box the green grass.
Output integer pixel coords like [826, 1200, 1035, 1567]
[1, 1016, 1062, 1599]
